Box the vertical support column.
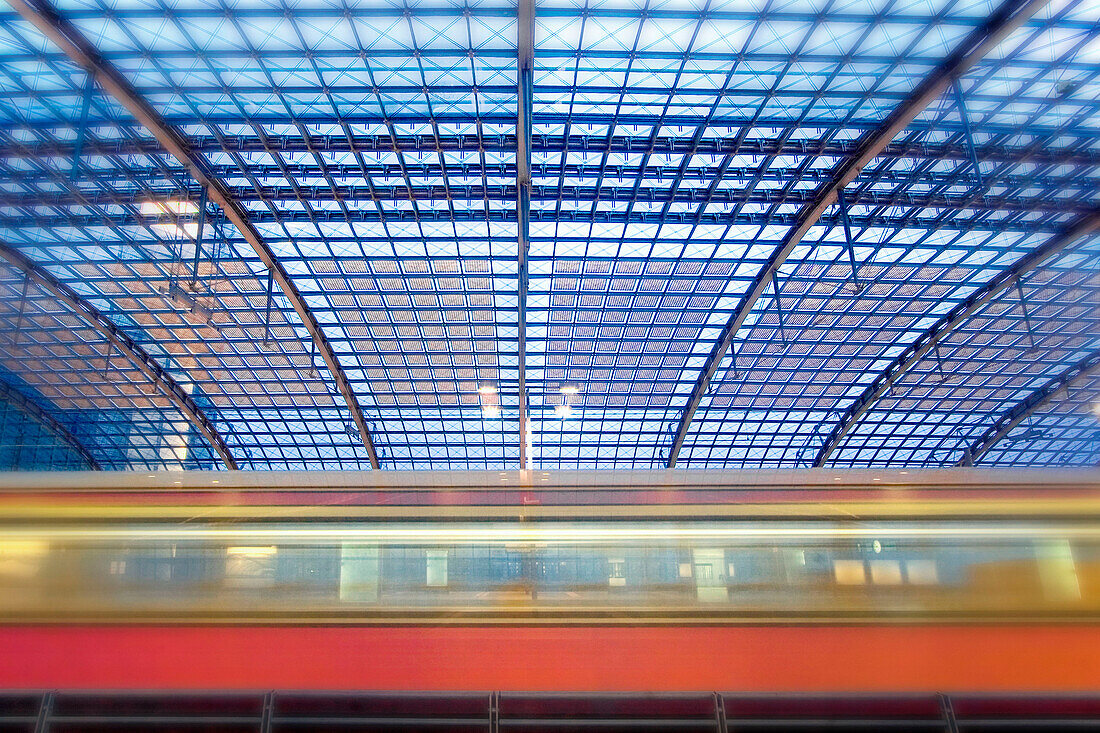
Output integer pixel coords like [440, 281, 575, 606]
[11, 274, 30, 346]
[263, 269, 274, 346]
[939, 694, 960, 733]
[489, 691, 501, 733]
[771, 276, 787, 347]
[34, 691, 54, 733]
[1015, 279, 1037, 351]
[516, 0, 534, 469]
[260, 692, 275, 733]
[713, 693, 729, 733]
[190, 186, 207, 289]
[933, 343, 947, 382]
[11, 408, 23, 470]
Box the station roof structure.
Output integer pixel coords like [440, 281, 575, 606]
[0, 0, 1096, 471]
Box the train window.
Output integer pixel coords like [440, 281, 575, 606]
[834, 560, 866, 585]
[225, 546, 276, 588]
[609, 558, 625, 586]
[426, 550, 448, 587]
[870, 560, 902, 585]
[906, 560, 938, 585]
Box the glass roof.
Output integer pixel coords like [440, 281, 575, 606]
[0, 0, 1096, 470]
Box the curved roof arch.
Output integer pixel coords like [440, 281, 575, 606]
[0, 0, 1096, 470]
[813, 210, 1100, 467]
[960, 349, 1100, 466]
[10, 0, 380, 467]
[667, 0, 1049, 468]
[0, 378, 100, 470]
[0, 239, 238, 468]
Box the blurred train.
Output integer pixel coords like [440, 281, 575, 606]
[3, 518, 1100, 622]
[1, 468, 1099, 691]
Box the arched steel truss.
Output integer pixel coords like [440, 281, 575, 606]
[814, 209, 1100, 467]
[0, 378, 101, 470]
[0, 241, 238, 470]
[959, 349, 1100, 466]
[8, 0, 380, 469]
[666, 0, 1049, 468]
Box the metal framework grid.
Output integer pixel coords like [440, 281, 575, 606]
[4, 691, 1100, 731]
[0, 0, 1096, 471]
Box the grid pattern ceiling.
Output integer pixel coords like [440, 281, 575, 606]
[0, 0, 1096, 470]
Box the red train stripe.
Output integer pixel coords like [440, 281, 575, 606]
[2, 625, 1099, 691]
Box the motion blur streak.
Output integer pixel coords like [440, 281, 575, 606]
[2, 470, 1099, 691]
[2, 626, 1099, 691]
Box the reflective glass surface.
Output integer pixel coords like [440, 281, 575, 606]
[0, 0, 1096, 469]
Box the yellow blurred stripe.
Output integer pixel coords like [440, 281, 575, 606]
[2, 498, 1100, 521]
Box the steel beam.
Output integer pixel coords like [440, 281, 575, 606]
[517, 0, 534, 469]
[8, 0, 379, 468]
[836, 188, 863, 292]
[0, 378, 101, 470]
[812, 209, 1100, 467]
[0, 208, 1068, 233]
[666, 0, 1049, 468]
[0, 187, 1083, 215]
[958, 350, 1100, 466]
[952, 78, 984, 188]
[3, 137, 1096, 167]
[0, 241, 238, 470]
[69, 72, 93, 178]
